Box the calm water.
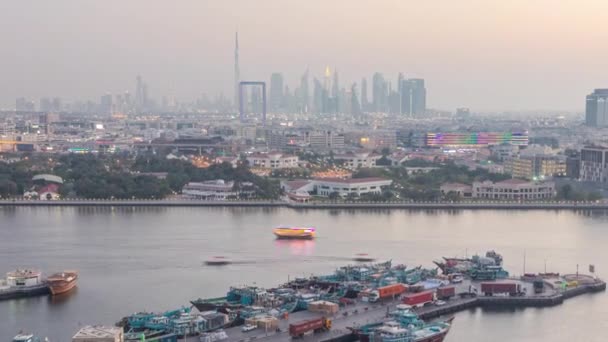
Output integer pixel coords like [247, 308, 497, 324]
[1, 207, 608, 341]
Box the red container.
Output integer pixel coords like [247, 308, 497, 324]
[377, 284, 407, 299]
[402, 290, 434, 306]
[289, 317, 327, 337]
[436, 286, 456, 299]
[480, 282, 520, 295]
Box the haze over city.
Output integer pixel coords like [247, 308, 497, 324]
[2, 0, 608, 111]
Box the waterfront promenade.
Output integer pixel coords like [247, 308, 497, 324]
[1, 198, 608, 210]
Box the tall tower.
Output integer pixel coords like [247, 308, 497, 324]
[234, 32, 240, 110]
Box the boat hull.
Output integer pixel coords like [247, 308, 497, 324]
[0, 284, 49, 301]
[274, 233, 314, 240]
[47, 272, 78, 296]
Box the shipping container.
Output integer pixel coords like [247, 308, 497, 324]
[402, 291, 434, 307]
[436, 286, 456, 300]
[378, 284, 407, 298]
[480, 282, 521, 296]
[289, 317, 331, 338]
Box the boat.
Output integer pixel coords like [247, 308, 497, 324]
[205, 256, 232, 266]
[0, 269, 49, 300]
[47, 271, 78, 295]
[273, 226, 315, 239]
[352, 305, 453, 342]
[353, 253, 376, 262]
[13, 333, 41, 342]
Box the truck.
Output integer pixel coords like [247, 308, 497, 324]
[533, 280, 544, 294]
[289, 317, 332, 338]
[402, 291, 434, 307]
[480, 282, 521, 296]
[435, 286, 456, 300]
[369, 283, 407, 302]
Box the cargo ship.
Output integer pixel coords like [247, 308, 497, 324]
[273, 226, 315, 239]
[47, 271, 78, 295]
[0, 269, 49, 300]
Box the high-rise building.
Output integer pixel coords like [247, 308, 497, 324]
[234, 32, 240, 110]
[361, 78, 368, 112]
[400, 79, 426, 116]
[372, 73, 388, 112]
[585, 89, 608, 127]
[16, 97, 35, 112]
[100, 94, 113, 114]
[40, 98, 52, 112]
[269, 73, 284, 112]
[580, 146, 608, 183]
[299, 69, 309, 113]
[351, 83, 361, 116]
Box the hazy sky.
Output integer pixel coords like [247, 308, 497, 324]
[1, 0, 607, 111]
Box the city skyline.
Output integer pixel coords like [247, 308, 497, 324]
[2, 0, 608, 111]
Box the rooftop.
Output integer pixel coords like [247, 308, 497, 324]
[73, 326, 122, 339]
[313, 177, 391, 184]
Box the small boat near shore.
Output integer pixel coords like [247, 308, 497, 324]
[273, 226, 316, 239]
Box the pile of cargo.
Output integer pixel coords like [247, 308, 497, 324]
[307, 300, 339, 315]
[244, 315, 279, 330]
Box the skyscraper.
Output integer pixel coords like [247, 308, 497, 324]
[400, 79, 426, 116]
[351, 83, 361, 116]
[299, 68, 310, 113]
[234, 32, 240, 110]
[586, 89, 608, 127]
[372, 73, 388, 112]
[361, 78, 368, 112]
[269, 73, 284, 112]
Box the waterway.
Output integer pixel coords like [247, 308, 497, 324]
[1, 207, 608, 341]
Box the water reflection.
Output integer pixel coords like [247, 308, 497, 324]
[273, 239, 315, 256]
[49, 287, 78, 306]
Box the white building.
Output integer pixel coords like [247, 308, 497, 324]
[246, 152, 299, 169]
[182, 180, 253, 200]
[72, 326, 124, 342]
[313, 177, 392, 197]
[281, 177, 392, 198]
[472, 179, 555, 200]
[334, 151, 382, 170]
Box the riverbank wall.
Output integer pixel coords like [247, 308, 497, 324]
[2, 199, 608, 211]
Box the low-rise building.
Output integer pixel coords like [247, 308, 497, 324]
[333, 151, 382, 170]
[246, 152, 298, 169]
[472, 179, 555, 200]
[72, 326, 124, 342]
[440, 183, 473, 198]
[312, 177, 392, 197]
[182, 180, 253, 200]
[505, 155, 566, 180]
[281, 177, 392, 198]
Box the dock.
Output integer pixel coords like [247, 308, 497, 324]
[213, 276, 605, 342]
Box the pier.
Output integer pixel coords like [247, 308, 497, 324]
[212, 276, 605, 342]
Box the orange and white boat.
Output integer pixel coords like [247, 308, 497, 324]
[47, 271, 78, 295]
[273, 226, 316, 239]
